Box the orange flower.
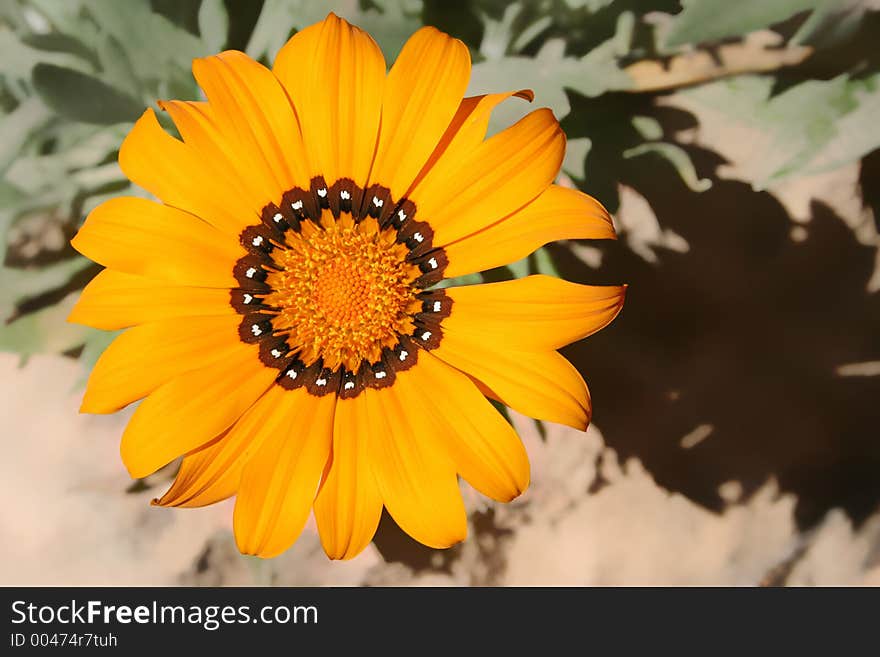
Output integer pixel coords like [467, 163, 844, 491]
[69, 13, 625, 559]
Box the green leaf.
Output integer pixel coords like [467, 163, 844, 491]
[81, 0, 209, 87]
[0, 293, 91, 363]
[0, 257, 92, 323]
[469, 37, 632, 134]
[664, 0, 822, 48]
[670, 73, 880, 189]
[631, 116, 663, 141]
[624, 142, 712, 192]
[198, 0, 229, 53]
[0, 97, 53, 175]
[246, 0, 422, 63]
[562, 137, 591, 181]
[77, 327, 120, 377]
[32, 63, 144, 125]
[0, 26, 93, 80]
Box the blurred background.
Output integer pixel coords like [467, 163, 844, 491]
[2, 0, 879, 586]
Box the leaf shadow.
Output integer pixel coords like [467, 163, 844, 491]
[557, 143, 880, 529]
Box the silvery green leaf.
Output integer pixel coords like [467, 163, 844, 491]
[0, 26, 93, 80]
[198, 0, 229, 53]
[469, 36, 632, 134]
[631, 116, 663, 141]
[562, 137, 592, 181]
[0, 97, 53, 175]
[664, 0, 821, 49]
[247, 0, 422, 63]
[77, 328, 120, 377]
[81, 0, 208, 86]
[624, 143, 712, 192]
[0, 258, 91, 324]
[670, 73, 880, 190]
[0, 293, 91, 363]
[32, 63, 144, 125]
[531, 247, 561, 277]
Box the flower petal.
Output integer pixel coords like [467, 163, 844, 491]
[314, 393, 383, 560]
[366, 26, 470, 202]
[444, 275, 626, 351]
[443, 185, 617, 277]
[81, 314, 243, 414]
[410, 108, 564, 246]
[159, 100, 280, 214]
[156, 385, 293, 509]
[273, 13, 385, 187]
[433, 333, 592, 431]
[367, 378, 468, 549]
[409, 90, 533, 192]
[119, 108, 258, 236]
[68, 270, 234, 330]
[234, 390, 335, 557]
[71, 197, 241, 288]
[120, 344, 277, 478]
[190, 50, 311, 197]
[400, 351, 529, 502]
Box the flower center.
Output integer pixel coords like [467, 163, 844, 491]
[263, 214, 422, 372]
[229, 177, 451, 399]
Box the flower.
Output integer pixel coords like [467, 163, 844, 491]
[68, 13, 625, 559]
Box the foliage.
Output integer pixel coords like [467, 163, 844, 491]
[1, 0, 878, 372]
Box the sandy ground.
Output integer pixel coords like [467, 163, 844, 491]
[1, 351, 878, 586]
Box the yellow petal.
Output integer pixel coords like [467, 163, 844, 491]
[81, 314, 243, 414]
[400, 351, 529, 502]
[191, 50, 311, 197]
[273, 13, 385, 186]
[159, 100, 281, 214]
[120, 344, 276, 478]
[444, 185, 617, 277]
[234, 390, 335, 557]
[410, 90, 533, 192]
[366, 380, 467, 550]
[367, 26, 470, 202]
[410, 108, 564, 246]
[68, 270, 234, 330]
[434, 333, 592, 430]
[119, 108, 258, 236]
[71, 197, 240, 288]
[314, 393, 383, 560]
[156, 385, 293, 508]
[444, 275, 626, 351]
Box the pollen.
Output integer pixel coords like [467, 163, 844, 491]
[263, 212, 423, 371]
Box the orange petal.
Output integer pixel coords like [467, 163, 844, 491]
[119, 108, 259, 236]
[366, 26, 470, 202]
[190, 51, 311, 197]
[159, 100, 281, 214]
[81, 314, 243, 414]
[156, 386, 295, 509]
[120, 344, 276, 478]
[71, 196, 240, 288]
[314, 394, 383, 560]
[433, 333, 592, 431]
[397, 352, 529, 503]
[410, 108, 564, 246]
[234, 390, 335, 557]
[366, 380, 468, 550]
[273, 13, 385, 186]
[409, 90, 533, 192]
[444, 275, 626, 351]
[444, 185, 617, 277]
[67, 270, 234, 330]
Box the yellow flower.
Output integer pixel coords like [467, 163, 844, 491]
[69, 13, 625, 559]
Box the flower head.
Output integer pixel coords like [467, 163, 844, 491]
[69, 13, 625, 559]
